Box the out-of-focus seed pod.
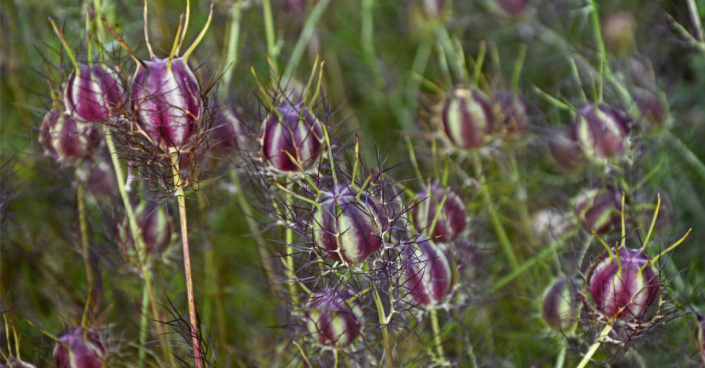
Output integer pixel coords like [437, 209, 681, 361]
[0, 359, 37, 368]
[260, 102, 324, 172]
[64, 63, 125, 122]
[541, 275, 578, 332]
[211, 105, 248, 152]
[313, 185, 386, 264]
[547, 130, 585, 172]
[634, 191, 674, 235]
[419, 0, 448, 19]
[404, 241, 453, 306]
[77, 154, 119, 201]
[588, 246, 660, 321]
[496, 89, 529, 139]
[602, 11, 636, 54]
[40, 108, 102, 162]
[573, 186, 622, 234]
[53, 328, 106, 368]
[411, 182, 467, 243]
[131, 57, 202, 149]
[131, 197, 172, 255]
[572, 104, 630, 163]
[304, 289, 364, 347]
[531, 208, 573, 244]
[696, 314, 705, 361]
[628, 57, 657, 90]
[495, 0, 528, 17]
[632, 88, 670, 135]
[441, 87, 495, 150]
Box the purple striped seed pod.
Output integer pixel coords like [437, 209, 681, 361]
[496, 0, 528, 17]
[547, 130, 585, 172]
[131, 57, 202, 149]
[53, 328, 106, 368]
[541, 275, 578, 332]
[405, 241, 453, 306]
[77, 154, 118, 201]
[260, 102, 324, 173]
[40, 109, 101, 162]
[573, 186, 622, 234]
[131, 198, 172, 255]
[589, 246, 660, 321]
[411, 183, 467, 243]
[632, 88, 670, 135]
[496, 89, 529, 139]
[572, 104, 630, 163]
[313, 185, 386, 264]
[64, 63, 124, 122]
[304, 289, 364, 347]
[441, 87, 495, 150]
[0, 359, 37, 368]
[211, 105, 247, 152]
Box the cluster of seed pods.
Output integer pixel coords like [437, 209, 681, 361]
[52, 328, 106, 368]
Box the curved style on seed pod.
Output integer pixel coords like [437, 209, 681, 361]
[313, 185, 386, 264]
[260, 102, 325, 173]
[404, 241, 453, 306]
[635, 191, 673, 235]
[39, 107, 102, 162]
[588, 246, 660, 321]
[411, 182, 467, 243]
[572, 104, 631, 163]
[441, 86, 496, 150]
[541, 275, 578, 332]
[53, 328, 106, 368]
[305, 289, 364, 347]
[573, 186, 622, 234]
[65, 63, 125, 122]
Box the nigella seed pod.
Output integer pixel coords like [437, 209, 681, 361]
[77, 154, 118, 201]
[133, 198, 172, 255]
[305, 289, 364, 347]
[65, 63, 125, 122]
[588, 246, 660, 321]
[212, 105, 247, 152]
[495, 0, 528, 17]
[632, 88, 670, 134]
[260, 102, 324, 172]
[131, 57, 202, 148]
[313, 185, 386, 264]
[572, 104, 631, 163]
[547, 130, 585, 172]
[496, 89, 529, 139]
[573, 186, 622, 234]
[404, 241, 453, 306]
[411, 183, 467, 242]
[541, 275, 578, 332]
[53, 328, 106, 368]
[40, 108, 102, 162]
[441, 87, 495, 150]
[39, 107, 61, 159]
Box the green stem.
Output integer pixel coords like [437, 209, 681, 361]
[507, 150, 536, 249]
[372, 288, 394, 368]
[555, 339, 566, 368]
[588, 0, 606, 102]
[662, 131, 705, 183]
[139, 285, 149, 367]
[262, 0, 278, 75]
[576, 324, 613, 368]
[282, 188, 300, 308]
[219, 0, 244, 99]
[430, 309, 445, 363]
[76, 180, 94, 328]
[406, 37, 433, 115]
[361, 0, 384, 90]
[282, 0, 333, 82]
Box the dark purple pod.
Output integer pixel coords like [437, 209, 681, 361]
[541, 275, 578, 332]
[572, 104, 631, 163]
[411, 183, 467, 243]
[64, 63, 125, 122]
[313, 185, 386, 264]
[0, 358, 36, 368]
[441, 87, 495, 150]
[131, 57, 202, 148]
[589, 246, 660, 321]
[632, 88, 670, 134]
[41, 109, 101, 162]
[404, 241, 453, 306]
[547, 130, 585, 172]
[211, 105, 247, 152]
[573, 186, 622, 234]
[496, 0, 528, 17]
[496, 89, 529, 139]
[260, 102, 324, 172]
[304, 289, 364, 347]
[39, 107, 61, 159]
[77, 154, 118, 201]
[53, 328, 106, 368]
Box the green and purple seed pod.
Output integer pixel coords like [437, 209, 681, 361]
[547, 130, 585, 172]
[65, 63, 125, 122]
[441, 87, 495, 150]
[260, 102, 324, 173]
[411, 182, 467, 243]
[313, 185, 386, 264]
[588, 246, 660, 321]
[573, 186, 622, 234]
[53, 328, 106, 368]
[0, 359, 36, 368]
[541, 275, 578, 332]
[39, 108, 101, 162]
[131, 197, 172, 255]
[404, 241, 453, 306]
[304, 289, 364, 347]
[572, 104, 631, 163]
[496, 89, 529, 139]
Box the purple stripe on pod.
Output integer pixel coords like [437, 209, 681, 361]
[304, 289, 364, 347]
[53, 328, 106, 368]
[46, 112, 102, 162]
[411, 182, 467, 242]
[313, 185, 386, 264]
[260, 102, 324, 172]
[573, 186, 622, 234]
[64, 63, 125, 122]
[541, 275, 578, 332]
[442, 87, 493, 150]
[39, 107, 61, 159]
[572, 104, 630, 163]
[588, 246, 660, 321]
[404, 241, 452, 306]
[131, 57, 202, 148]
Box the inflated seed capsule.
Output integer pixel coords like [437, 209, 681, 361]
[404, 241, 453, 306]
[547, 130, 585, 172]
[573, 186, 622, 234]
[124, 197, 172, 255]
[541, 275, 578, 332]
[65, 63, 125, 122]
[53, 328, 106, 368]
[260, 102, 324, 173]
[39, 108, 101, 162]
[571, 104, 630, 163]
[305, 289, 364, 347]
[77, 154, 118, 201]
[411, 182, 467, 243]
[441, 87, 495, 150]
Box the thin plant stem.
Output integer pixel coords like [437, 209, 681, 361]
[76, 180, 94, 328]
[576, 324, 613, 368]
[430, 309, 445, 363]
[139, 285, 149, 367]
[472, 154, 519, 269]
[219, 0, 244, 99]
[507, 150, 536, 249]
[282, 187, 300, 308]
[170, 151, 203, 368]
[282, 0, 333, 82]
[361, 0, 384, 90]
[555, 339, 566, 368]
[262, 0, 278, 75]
[588, 0, 606, 102]
[686, 0, 705, 42]
[372, 287, 394, 368]
[663, 131, 705, 183]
